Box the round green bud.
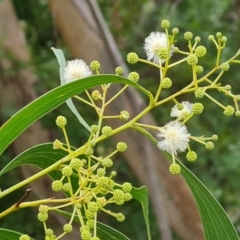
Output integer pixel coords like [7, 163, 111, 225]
[85, 210, 95, 219]
[84, 146, 94, 156]
[195, 46, 207, 57]
[63, 183, 71, 192]
[220, 62, 230, 71]
[235, 95, 240, 101]
[38, 212, 48, 222]
[91, 237, 100, 240]
[177, 103, 183, 110]
[128, 71, 140, 82]
[184, 31, 193, 40]
[81, 230, 92, 240]
[115, 66, 123, 75]
[127, 52, 139, 64]
[102, 126, 113, 137]
[235, 111, 240, 117]
[157, 48, 168, 60]
[223, 105, 235, 116]
[90, 61, 100, 71]
[19, 235, 31, 240]
[97, 177, 115, 190]
[169, 163, 181, 174]
[224, 85, 231, 90]
[52, 180, 63, 192]
[56, 116, 67, 128]
[91, 90, 102, 100]
[122, 182, 132, 192]
[62, 166, 73, 177]
[186, 151, 197, 162]
[63, 223, 73, 233]
[196, 65, 204, 73]
[120, 110, 130, 121]
[205, 141, 214, 150]
[161, 19, 170, 28]
[221, 36, 227, 43]
[192, 103, 204, 114]
[91, 125, 99, 134]
[208, 35, 214, 41]
[53, 139, 63, 150]
[194, 89, 205, 99]
[97, 168, 106, 177]
[39, 204, 48, 213]
[124, 192, 132, 201]
[113, 189, 125, 205]
[111, 171, 117, 177]
[216, 32, 222, 38]
[116, 213, 125, 222]
[161, 77, 172, 89]
[86, 219, 95, 229]
[88, 202, 98, 213]
[212, 134, 218, 141]
[116, 142, 127, 152]
[70, 158, 82, 170]
[195, 36, 201, 42]
[97, 197, 106, 208]
[45, 229, 54, 236]
[102, 158, 113, 168]
[187, 54, 198, 66]
[76, 203, 82, 209]
[172, 27, 179, 35]
[173, 47, 179, 53]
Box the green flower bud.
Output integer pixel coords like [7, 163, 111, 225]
[184, 31, 193, 40]
[63, 183, 71, 192]
[223, 105, 234, 116]
[212, 134, 218, 141]
[63, 223, 73, 233]
[39, 205, 48, 213]
[91, 90, 102, 100]
[196, 65, 204, 74]
[127, 52, 139, 64]
[81, 230, 92, 240]
[110, 171, 117, 177]
[84, 146, 94, 157]
[169, 163, 181, 174]
[97, 168, 106, 177]
[116, 213, 125, 222]
[235, 111, 240, 117]
[205, 141, 214, 150]
[53, 139, 63, 150]
[122, 182, 132, 192]
[91, 125, 99, 134]
[88, 202, 98, 213]
[208, 35, 214, 41]
[192, 103, 204, 114]
[38, 212, 48, 222]
[113, 189, 125, 205]
[97, 197, 106, 208]
[172, 27, 179, 35]
[194, 89, 205, 99]
[195, 46, 207, 57]
[19, 235, 31, 240]
[161, 19, 170, 28]
[115, 66, 123, 75]
[56, 116, 67, 128]
[52, 180, 63, 192]
[186, 151, 197, 162]
[128, 71, 140, 82]
[124, 192, 132, 201]
[102, 126, 113, 137]
[62, 166, 73, 177]
[220, 62, 230, 71]
[216, 32, 222, 38]
[90, 60, 100, 71]
[187, 54, 198, 66]
[45, 229, 54, 236]
[91, 237, 100, 240]
[120, 110, 130, 121]
[161, 77, 172, 89]
[86, 219, 95, 229]
[116, 142, 127, 152]
[70, 158, 82, 170]
[157, 48, 168, 60]
[225, 85, 231, 90]
[195, 36, 201, 42]
[102, 158, 113, 168]
[221, 36, 227, 43]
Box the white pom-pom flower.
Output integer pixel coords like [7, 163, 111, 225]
[157, 121, 190, 154]
[170, 101, 193, 119]
[63, 59, 92, 83]
[143, 32, 174, 64]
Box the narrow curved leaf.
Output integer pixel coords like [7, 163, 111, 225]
[0, 75, 151, 156]
[51, 47, 91, 131]
[0, 228, 35, 240]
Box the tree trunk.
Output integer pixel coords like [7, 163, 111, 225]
[47, 1, 204, 239]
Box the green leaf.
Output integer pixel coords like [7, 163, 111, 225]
[0, 228, 35, 240]
[179, 161, 239, 240]
[0, 75, 151, 156]
[51, 47, 91, 132]
[55, 209, 130, 240]
[131, 186, 151, 240]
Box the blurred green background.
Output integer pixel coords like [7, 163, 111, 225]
[1, 0, 240, 239]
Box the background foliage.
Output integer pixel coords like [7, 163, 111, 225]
[1, 0, 240, 239]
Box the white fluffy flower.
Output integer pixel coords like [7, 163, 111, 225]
[143, 31, 174, 64]
[170, 101, 193, 119]
[157, 121, 190, 154]
[63, 59, 92, 82]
